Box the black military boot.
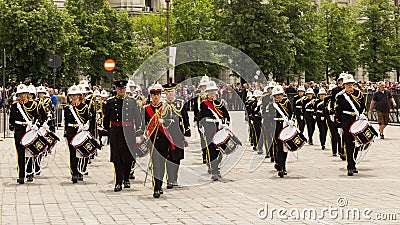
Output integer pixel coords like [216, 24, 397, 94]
[123, 180, 130, 188]
[27, 175, 33, 182]
[347, 169, 354, 176]
[153, 190, 161, 198]
[114, 184, 122, 192]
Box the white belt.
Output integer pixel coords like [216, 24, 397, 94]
[296, 106, 302, 108]
[343, 111, 357, 116]
[317, 110, 323, 113]
[205, 118, 217, 123]
[273, 118, 284, 121]
[68, 123, 79, 127]
[15, 121, 27, 125]
[305, 109, 314, 112]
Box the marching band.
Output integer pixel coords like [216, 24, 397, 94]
[8, 72, 381, 197]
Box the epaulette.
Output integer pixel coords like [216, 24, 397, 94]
[106, 96, 115, 102]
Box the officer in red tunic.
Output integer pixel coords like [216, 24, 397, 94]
[144, 84, 170, 198]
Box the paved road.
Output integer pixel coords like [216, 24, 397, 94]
[0, 111, 399, 224]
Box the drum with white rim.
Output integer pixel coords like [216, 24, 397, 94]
[39, 127, 60, 151]
[71, 131, 101, 158]
[212, 128, 242, 155]
[278, 125, 307, 152]
[349, 119, 378, 145]
[21, 130, 49, 156]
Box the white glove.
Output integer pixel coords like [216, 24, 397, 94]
[77, 124, 83, 133]
[82, 124, 89, 131]
[26, 121, 33, 128]
[32, 124, 39, 131]
[184, 136, 190, 143]
[321, 117, 325, 121]
[359, 114, 367, 120]
[222, 124, 229, 130]
[338, 128, 343, 136]
[288, 120, 295, 127]
[313, 116, 316, 120]
[300, 116, 304, 120]
[330, 115, 335, 122]
[43, 124, 50, 130]
[158, 119, 164, 124]
[199, 126, 205, 134]
[101, 136, 108, 145]
[135, 136, 142, 144]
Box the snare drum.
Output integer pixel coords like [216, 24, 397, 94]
[71, 131, 101, 158]
[350, 120, 378, 145]
[20, 130, 49, 156]
[135, 140, 151, 158]
[278, 126, 306, 152]
[212, 128, 242, 154]
[39, 127, 60, 151]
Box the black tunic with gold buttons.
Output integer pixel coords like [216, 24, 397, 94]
[9, 99, 42, 179]
[103, 95, 143, 163]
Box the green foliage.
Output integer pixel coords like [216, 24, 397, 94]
[216, 0, 293, 82]
[131, 13, 168, 84]
[271, 0, 325, 82]
[356, 0, 398, 81]
[319, 0, 359, 79]
[0, 0, 77, 87]
[65, 0, 139, 84]
[171, 0, 222, 80]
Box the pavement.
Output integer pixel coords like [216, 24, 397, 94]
[0, 111, 399, 224]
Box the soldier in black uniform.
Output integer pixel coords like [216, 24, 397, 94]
[64, 85, 91, 183]
[259, 84, 276, 159]
[144, 84, 170, 198]
[245, 92, 256, 149]
[126, 80, 147, 180]
[303, 88, 316, 145]
[293, 86, 306, 133]
[161, 83, 191, 189]
[325, 85, 339, 156]
[9, 84, 42, 184]
[314, 88, 328, 150]
[34, 86, 55, 175]
[250, 90, 263, 152]
[198, 81, 230, 181]
[193, 75, 210, 172]
[331, 73, 347, 160]
[335, 74, 366, 176]
[271, 85, 294, 178]
[79, 81, 96, 172]
[102, 80, 143, 192]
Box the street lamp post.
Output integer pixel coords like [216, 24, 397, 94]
[165, 0, 171, 83]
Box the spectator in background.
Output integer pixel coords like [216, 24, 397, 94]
[285, 83, 296, 94]
[49, 88, 60, 127]
[369, 82, 397, 139]
[140, 84, 148, 97]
